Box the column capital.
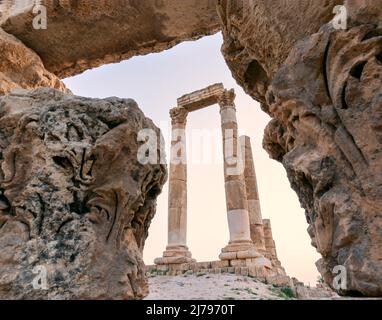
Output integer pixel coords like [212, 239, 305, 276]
[170, 107, 188, 126]
[218, 89, 236, 108]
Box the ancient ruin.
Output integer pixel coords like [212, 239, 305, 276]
[153, 84, 287, 282]
[0, 0, 381, 298]
[0, 88, 167, 299]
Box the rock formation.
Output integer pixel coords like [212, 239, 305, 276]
[0, 28, 68, 94]
[218, 0, 382, 296]
[1, 0, 220, 78]
[1, 0, 381, 298]
[0, 88, 167, 299]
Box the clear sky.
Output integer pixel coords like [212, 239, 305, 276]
[63, 32, 321, 285]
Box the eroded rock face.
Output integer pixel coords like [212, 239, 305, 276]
[0, 88, 167, 299]
[0, 28, 68, 94]
[219, 0, 382, 296]
[217, 0, 343, 106]
[1, 0, 220, 78]
[264, 23, 382, 296]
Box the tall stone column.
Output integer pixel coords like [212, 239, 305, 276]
[155, 107, 195, 265]
[263, 219, 278, 261]
[263, 219, 285, 275]
[241, 136, 266, 252]
[218, 89, 263, 261]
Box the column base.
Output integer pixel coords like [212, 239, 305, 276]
[154, 245, 196, 265]
[219, 241, 272, 269]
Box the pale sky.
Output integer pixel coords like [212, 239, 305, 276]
[63, 33, 321, 285]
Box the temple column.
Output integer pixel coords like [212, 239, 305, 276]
[241, 135, 266, 253]
[263, 219, 285, 275]
[155, 107, 195, 265]
[263, 219, 278, 261]
[218, 89, 262, 261]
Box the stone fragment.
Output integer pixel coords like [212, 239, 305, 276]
[0, 88, 167, 300]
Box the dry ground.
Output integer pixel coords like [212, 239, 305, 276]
[145, 273, 295, 300]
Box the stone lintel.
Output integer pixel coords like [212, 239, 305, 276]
[177, 83, 225, 112]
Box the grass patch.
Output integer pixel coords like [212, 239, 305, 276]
[279, 287, 296, 299]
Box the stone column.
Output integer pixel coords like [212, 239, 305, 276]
[263, 219, 286, 275]
[218, 89, 260, 260]
[155, 107, 195, 265]
[263, 219, 277, 260]
[241, 136, 266, 252]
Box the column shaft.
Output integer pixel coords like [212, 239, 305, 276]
[155, 107, 194, 265]
[241, 136, 266, 252]
[167, 122, 187, 248]
[263, 219, 278, 261]
[218, 90, 252, 245]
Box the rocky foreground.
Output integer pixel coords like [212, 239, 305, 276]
[145, 274, 337, 300]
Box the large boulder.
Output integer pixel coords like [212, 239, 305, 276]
[0, 88, 167, 299]
[0, 28, 67, 94]
[217, 0, 343, 106]
[218, 0, 382, 296]
[1, 0, 220, 78]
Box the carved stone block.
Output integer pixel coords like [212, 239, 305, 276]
[0, 88, 167, 299]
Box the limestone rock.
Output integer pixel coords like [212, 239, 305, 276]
[0, 88, 167, 299]
[1, 0, 220, 78]
[0, 28, 68, 94]
[217, 0, 342, 106]
[219, 1, 382, 296]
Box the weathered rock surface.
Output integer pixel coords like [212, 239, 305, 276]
[1, 0, 220, 78]
[218, 0, 343, 106]
[0, 28, 68, 94]
[219, 0, 382, 296]
[0, 88, 167, 299]
[1, 0, 381, 298]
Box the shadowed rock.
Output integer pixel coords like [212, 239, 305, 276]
[0, 88, 167, 299]
[1, 0, 220, 78]
[0, 28, 68, 94]
[218, 0, 382, 296]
